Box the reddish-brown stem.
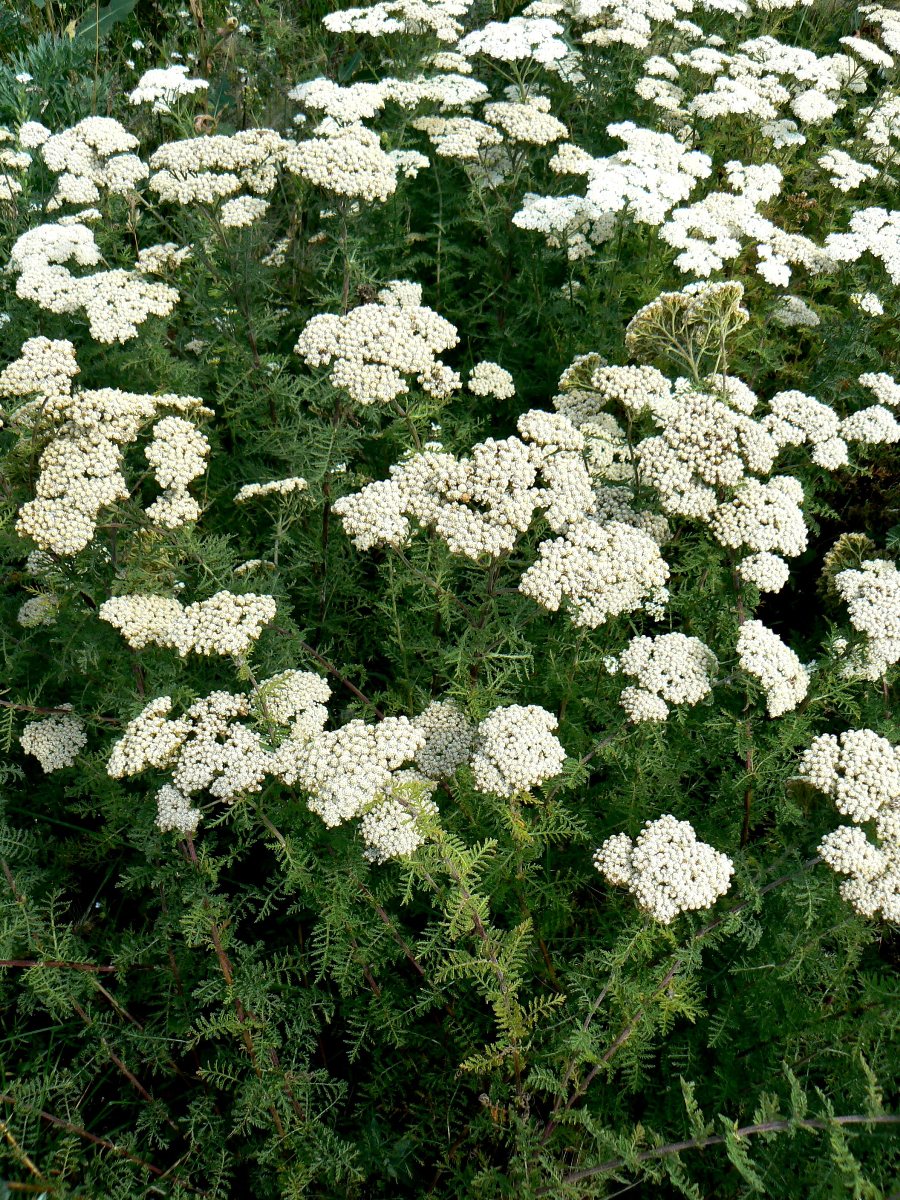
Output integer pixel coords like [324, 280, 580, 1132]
[0, 1094, 204, 1192]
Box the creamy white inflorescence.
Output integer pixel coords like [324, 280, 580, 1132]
[20, 711, 87, 772]
[469, 704, 566, 796]
[610, 632, 717, 722]
[594, 815, 734, 923]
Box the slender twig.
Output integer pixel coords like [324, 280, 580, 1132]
[0, 1095, 204, 1192]
[298, 640, 384, 718]
[541, 1115, 900, 1191]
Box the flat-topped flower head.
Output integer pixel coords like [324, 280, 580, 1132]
[594, 815, 734, 923]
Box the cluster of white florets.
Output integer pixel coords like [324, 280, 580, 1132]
[608, 632, 716, 722]
[638, 384, 780, 521]
[833, 558, 900, 681]
[9, 222, 179, 343]
[515, 122, 712, 258]
[772, 296, 821, 328]
[136, 243, 193, 276]
[469, 704, 566, 796]
[840, 402, 900, 446]
[144, 416, 210, 529]
[826, 208, 900, 286]
[334, 376, 670, 626]
[98, 591, 277, 658]
[799, 729, 900, 920]
[763, 390, 847, 468]
[467, 361, 515, 399]
[0, 339, 210, 554]
[235, 477, 308, 503]
[519, 519, 670, 627]
[736, 551, 791, 594]
[20, 711, 87, 773]
[482, 97, 568, 144]
[40, 117, 149, 210]
[220, 195, 270, 227]
[412, 700, 475, 778]
[799, 729, 900, 821]
[736, 619, 809, 716]
[818, 819, 900, 921]
[149, 128, 288, 206]
[359, 770, 439, 862]
[17, 593, 59, 627]
[859, 372, 900, 408]
[154, 784, 202, 834]
[284, 123, 398, 201]
[252, 670, 332, 732]
[287, 716, 425, 826]
[412, 115, 503, 160]
[128, 65, 209, 112]
[295, 282, 459, 405]
[322, 0, 466, 42]
[458, 17, 570, 66]
[708, 476, 808, 557]
[594, 815, 734, 924]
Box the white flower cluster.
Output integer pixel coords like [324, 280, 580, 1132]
[0, 338, 210, 554]
[736, 551, 790, 594]
[220, 195, 270, 227]
[235, 477, 308, 503]
[514, 122, 712, 258]
[322, 0, 466, 42]
[128, 65, 209, 112]
[610, 632, 716, 722]
[818, 819, 900, 921]
[709, 477, 808, 557]
[594, 815, 734, 924]
[283, 716, 425, 826]
[859, 372, 900, 408]
[800, 729, 900, 920]
[283, 124, 398, 202]
[144, 416, 210, 529]
[772, 296, 820, 328]
[467, 361, 515, 399]
[412, 699, 475, 778]
[359, 771, 439, 862]
[833, 558, 900, 681]
[482, 97, 568, 145]
[40, 117, 149, 210]
[20, 711, 87, 773]
[9, 222, 178, 343]
[411, 115, 503, 160]
[818, 148, 878, 192]
[98, 591, 277, 658]
[840, 403, 900, 446]
[469, 704, 565, 797]
[763, 390, 847, 469]
[252, 669, 332, 731]
[638, 382, 780, 522]
[736, 619, 809, 716]
[519, 519, 670, 628]
[457, 17, 571, 67]
[155, 784, 202, 834]
[799, 729, 900, 822]
[826, 208, 900, 287]
[17, 593, 59, 627]
[295, 282, 459, 405]
[149, 129, 289, 206]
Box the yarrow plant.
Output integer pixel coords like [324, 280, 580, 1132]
[0, 0, 898, 1196]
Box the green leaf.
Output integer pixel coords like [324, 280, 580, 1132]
[74, 0, 138, 42]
